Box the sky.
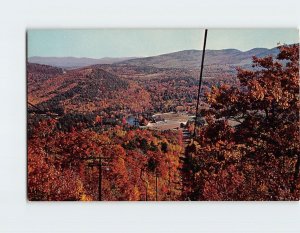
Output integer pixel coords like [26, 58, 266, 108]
[27, 29, 299, 58]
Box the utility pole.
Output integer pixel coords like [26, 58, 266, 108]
[145, 183, 148, 201]
[140, 168, 148, 201]
[155, 170, 158, 201]
[168, 164, 171, 200]
[98, 156, 102, 201]
[87, 154, 110, 201]
[194, 29, 208, 138]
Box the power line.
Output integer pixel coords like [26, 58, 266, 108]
[85, 145, 151, 201]
[27, 101, 58, 119]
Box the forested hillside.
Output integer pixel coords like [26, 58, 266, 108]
[27, 44, 299, 201]
[182, 44, 300, 200]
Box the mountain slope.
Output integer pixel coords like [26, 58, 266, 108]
[118, 47, 280, 68]
[27, 63, 151, 114]
[27, 63, 64, 96]
[28, 56, 139, 69]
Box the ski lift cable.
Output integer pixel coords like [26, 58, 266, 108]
[193, 29, 208, 138]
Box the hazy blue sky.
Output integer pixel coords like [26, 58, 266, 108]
[27, 29, 299, 58]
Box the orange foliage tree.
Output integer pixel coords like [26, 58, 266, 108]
[28, 119, 183, 201]
[182, 44, 300, 200]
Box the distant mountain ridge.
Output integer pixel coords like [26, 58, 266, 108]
[28, 56, 139, 69]
[28, 46, 281, 70]
[118, 47, 280, 69]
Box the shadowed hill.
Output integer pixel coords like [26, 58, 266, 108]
[27, 63, 151, 114]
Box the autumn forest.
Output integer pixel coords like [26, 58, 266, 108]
[27, 35, 299, 201]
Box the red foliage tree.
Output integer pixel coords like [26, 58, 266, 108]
[183, 44, 300, 200]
